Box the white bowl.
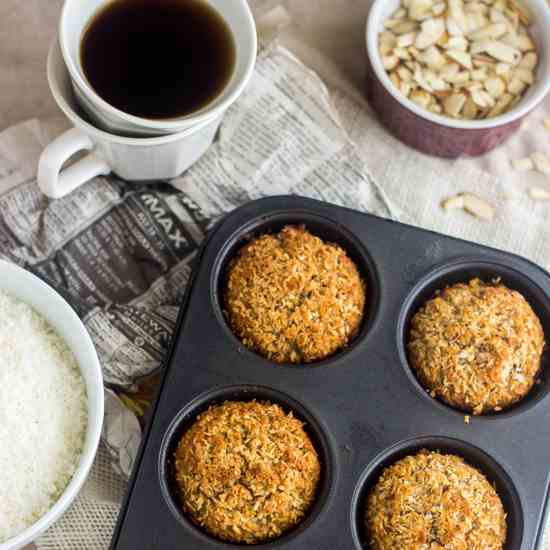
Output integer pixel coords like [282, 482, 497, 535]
[0, 261, 104, 550]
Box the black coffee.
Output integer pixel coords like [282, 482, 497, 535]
[80, 0, 236, 119]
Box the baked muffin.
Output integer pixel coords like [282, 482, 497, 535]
[174, 400, 321, 544]
[366, 450, 507, 550]
[408, 278, 545, 414]
[224, 225, 366, 363]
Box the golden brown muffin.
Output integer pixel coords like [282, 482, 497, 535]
[224, 225, 366, 363]
[408, 278, 545, 414]
[366, 450, 507, 550]
[174, 400, 321, 544]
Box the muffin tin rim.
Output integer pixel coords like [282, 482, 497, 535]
[209, 209, 382, 369]
[157, 383, 339, 548]
[396, 257, 550, 420]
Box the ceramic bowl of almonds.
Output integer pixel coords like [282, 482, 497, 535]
[366, 0, 550, 158]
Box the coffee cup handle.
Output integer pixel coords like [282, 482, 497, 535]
[38, 127, 111, 199]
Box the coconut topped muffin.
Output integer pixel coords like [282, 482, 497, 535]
[408, 278, 545, 414]
[224, 225, 366, 364]
[366, 450, 507, 550]
[174, 400, 321, 544]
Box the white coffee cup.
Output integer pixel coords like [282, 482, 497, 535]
[38, 41, 224, 199]
[59, 0, 257, 136]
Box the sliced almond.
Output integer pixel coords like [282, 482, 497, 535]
[519, 52, 538, 70]
[508, 0, 533, 26]
[392, 20, 420, 34]
[529, 187, 550, 201]
[462, 96, 478, 118]
[471, 89, 495, 108]
[465, 12, 488, 34]
[543, 118, 550, 131]
[466, 81, 484, 92]
[418, 45, 447, 68]
[409, 0, 435, 21]
[468, 22, 508, 41]
[445, 36, 469, 50]
[471, 69, 488, 81]
[397, 65, 413, 81]
[390, 71, 401, 89]
[440, 62, 460, 78]
[425, 70, 449, 90]
[415, 17, 446, 49]
[507, 76, 527, 95]
[514, 68, 534, 85]
[443, 93, 467, 117]
[447, 49, 473, 69]
[531, 153, 550, 176]
[462, 193, 495, 220]
[484, 77, 505, 98]
[449, 0, 466, 20]
[445, 70, 471, 84]
[397, 32, 417, 47]
[495, 62, 512, 75]
[446, 16, 464, 36]
[441, 194, 465, 210]
[516, 33, 535, 52]
[511, 157, 534, 171]
[472, 53, 497, 67]
[432, 2, 446, 16]
[393, 7, 407, 19]
[490, 7, 508, 24]
[488, 92, 513, 116]
[484, 41, 521, 64]
[412, 66, 431, 91]
[382, 55, 400, 70]
[394, 47, 412, 60]
[400, 81, 413, 97]
[410, 89, 432, 108]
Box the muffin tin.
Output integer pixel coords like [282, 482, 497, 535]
[110, 195, 550, 550]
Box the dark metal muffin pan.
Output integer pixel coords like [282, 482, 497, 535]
[110, 195, 550, 550]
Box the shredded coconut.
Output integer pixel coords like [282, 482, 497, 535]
[0, 291, 87, 542]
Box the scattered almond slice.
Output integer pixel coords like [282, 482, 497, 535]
[528, 187, 550, 201]
[543, 118, 550, 131]
[531, 153, 550, 176]
[441, 194, 465, 210]
[442, 193, 495, 220]
[462, 193, 495, 220]
[511, 157, 534, 171]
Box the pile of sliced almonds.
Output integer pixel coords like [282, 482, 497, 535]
[379, 0, 538, 119]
